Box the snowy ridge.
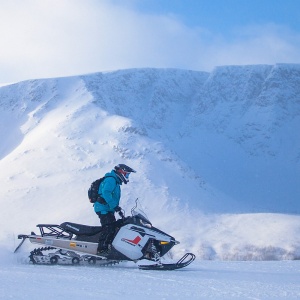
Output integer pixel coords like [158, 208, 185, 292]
[0, 64, 300, 261]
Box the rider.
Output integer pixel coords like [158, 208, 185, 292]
[94, 164, 136, 255]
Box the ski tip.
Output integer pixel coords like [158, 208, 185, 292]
[138, 252, 196, 271]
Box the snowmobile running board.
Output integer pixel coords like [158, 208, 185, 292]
[138, 253, 196, 271]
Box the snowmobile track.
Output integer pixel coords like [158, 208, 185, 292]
[29, 247, 120, 267]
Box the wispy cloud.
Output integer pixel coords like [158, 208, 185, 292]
[205, 24, 300, 67]
[0, 0, 300, 83]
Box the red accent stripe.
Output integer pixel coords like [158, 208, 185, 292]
[124, 236, 141, 245]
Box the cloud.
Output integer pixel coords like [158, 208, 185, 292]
[205, 24, 300, 67]
[0, 0, 199, 82]
[0, 0, 300, 83]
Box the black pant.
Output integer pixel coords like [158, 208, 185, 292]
[96, 212, 117, 250]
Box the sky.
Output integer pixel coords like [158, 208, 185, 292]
[0, 0, 300, 83]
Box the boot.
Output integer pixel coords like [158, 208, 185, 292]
[97, 236, 113, 256]
[97, 225, 115, 256]
[97, 241, 111, 256]
[97, 231, 109, 256]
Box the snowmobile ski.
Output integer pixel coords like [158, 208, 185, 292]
[138, 253, 196, 270]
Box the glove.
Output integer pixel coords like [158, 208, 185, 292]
[118, 210, 125, 219]
[114, 206, 122, 213]
[115, 206, 125, 219]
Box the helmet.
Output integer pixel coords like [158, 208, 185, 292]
[114, 164, 136, 184]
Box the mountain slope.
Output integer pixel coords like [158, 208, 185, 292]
[0, 65, 300, 259]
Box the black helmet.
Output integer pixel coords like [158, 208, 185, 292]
[114, 164, 136, 184]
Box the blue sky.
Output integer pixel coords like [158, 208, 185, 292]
[0, 0, 300, 83]
[135, 0, 300, 34]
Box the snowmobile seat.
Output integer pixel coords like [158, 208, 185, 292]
[60, 222, 102, 236]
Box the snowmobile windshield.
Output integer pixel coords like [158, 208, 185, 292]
[132, 208, 152, 227]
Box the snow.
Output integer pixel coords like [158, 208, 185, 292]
[1, 249, 300, 299]
[0, 65, 300, 298]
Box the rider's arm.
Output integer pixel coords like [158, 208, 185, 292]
[102, 177, 120, 210]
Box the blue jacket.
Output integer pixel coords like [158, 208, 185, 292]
[93, 170, 122, 214]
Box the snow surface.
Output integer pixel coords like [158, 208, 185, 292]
[1, 249, 300, 299]
[0, 65, 300, 298]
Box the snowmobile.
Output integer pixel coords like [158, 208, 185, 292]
[14, 201, 195, 270]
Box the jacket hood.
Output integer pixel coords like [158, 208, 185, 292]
[105, 170, 122, 185]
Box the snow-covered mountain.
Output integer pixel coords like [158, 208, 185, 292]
[1, 64, 300, 260]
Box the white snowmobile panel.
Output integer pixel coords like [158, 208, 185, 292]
[112, 225, 148, 260]
[29, 235, 98, 255]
